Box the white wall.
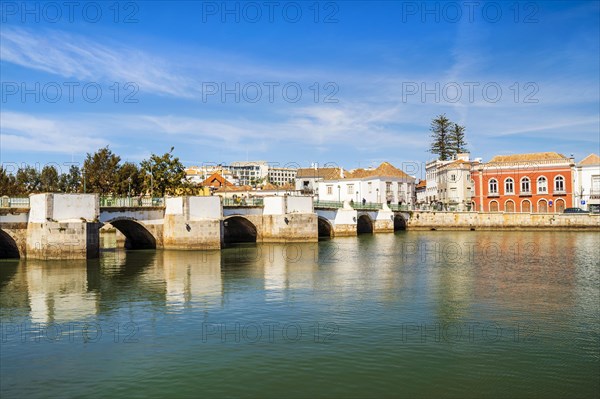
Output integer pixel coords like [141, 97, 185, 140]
[263, 196, 285, 215]
[52, 194, 98, 221]
[165, 197, 184, 215]
[188, 196, 222, 220]
[286, 196, 312, 213]
[28, 194, 48, 223]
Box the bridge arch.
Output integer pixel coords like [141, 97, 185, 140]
[317, 216, 333, 238]
[393, 214, 407, 231]
[0, 229, 20, 259]
[106, 218, 156, 250]
[223, 216, 258, 244]
[357, 214, 373, 234]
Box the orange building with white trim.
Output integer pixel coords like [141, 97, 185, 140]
[472, 152, 575, 213]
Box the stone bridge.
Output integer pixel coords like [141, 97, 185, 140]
[0, 194, 409, 259]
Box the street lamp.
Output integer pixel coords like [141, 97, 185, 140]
[376, 188, 379, 203]
[356, 190, 359, 203]
[337, 185, 340, 202]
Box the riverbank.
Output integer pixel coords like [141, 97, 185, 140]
[407, 211, 600, 230]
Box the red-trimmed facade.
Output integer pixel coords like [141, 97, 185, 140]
[472, 153, 575, 213]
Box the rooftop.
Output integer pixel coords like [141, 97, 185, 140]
[578, 153, 600, 166]
[296, 167, 344, 179]
[345, 162, 413, 180]
[488, 152, 569, 163]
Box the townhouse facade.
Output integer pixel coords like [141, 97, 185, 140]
[436, 153, 477, 211]
[472, 152, 575, 213]
[295, 166, 344, 195]
[574, 153, 600, 212]
[316, 162, 415, 206]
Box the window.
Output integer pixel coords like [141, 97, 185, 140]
[505, 178, 514, 194]
[386, 182, 392, 193]
[489, 178, 498, 194]
[592, 176, 600, 194]
[368, 182, 372, 193]
[450, 174, 456, 182]
[554, 176, 565, 192]
[521, 177, 531, 193]
[347, 184, 354, 194]
[326, 185, 333, 195]
[537, 176, 547, 193]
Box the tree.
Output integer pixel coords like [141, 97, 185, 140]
[0, 167, 20, 195]
[448, 123, 468, 156]
[59, 165, 82, 193]
[40, 165, 59, 192]
[83, 147, 121, 194]
[140, 147, 188, 196]
[115, 162, 143, 196]
[16, 166, 41, 193]
[429, 114, 453, 160]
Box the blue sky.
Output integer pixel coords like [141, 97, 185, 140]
[1, 0, 599, 178]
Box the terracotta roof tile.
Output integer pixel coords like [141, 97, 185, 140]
[488, 152, 568, 163]
[201, 172, 234, 187]
[579, 153, 600, 166]
[345, 162, 413, 180]
[296, 167, 343, 179]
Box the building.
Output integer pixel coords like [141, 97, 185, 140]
[472, 152, 575, 213]
[424, 158, 453, 208]
[185, 165, 238, 186]
[295, 166, 344, 195]
[415, 180, 427, 209]
[574, 153, 600, 212]
[201, 172, 234, 189]
[267, 167, 297, 186]
[316, 162, 416, 206]
[436, 153, 478, 211]
[228, 161, 269, 186]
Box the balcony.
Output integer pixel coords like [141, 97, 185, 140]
[553, 190, 566, 196]
[487, 192, 500, 198]
[519, 191, 532, 197]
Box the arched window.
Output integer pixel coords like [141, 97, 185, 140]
[554, 176, 565, 193]
[489, 178, 498, 194]
[505, 178, 514, 194]
[489, 201, 499, 212]
[538, 199, 548, 213]
[505, 200, 515, 213]
[521, 200, 531, 213]
[556, 199, 566, 213]
[537, 176, 547, 193]
[521, 177, 531, 194]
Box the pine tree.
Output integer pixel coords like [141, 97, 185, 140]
[448, 123, 468, 156]
[429, 114, 452, 160]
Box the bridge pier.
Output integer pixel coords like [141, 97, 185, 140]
[26, 194, 101, 260]
[163, 196, 222, 250]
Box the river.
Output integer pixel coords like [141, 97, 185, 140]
[1, 231, 599, 398]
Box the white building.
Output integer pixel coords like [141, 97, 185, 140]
[436, 153, 478, 211]
[295, 166, 344, 195]
[268, 167, 297, 186]
[415, 180, 427, 209]
[228, 161, 269, 186]
[425, 158, 453, 208]
[574, 153, 600, 212]
[316, 162, 415, 207]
